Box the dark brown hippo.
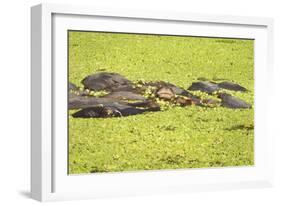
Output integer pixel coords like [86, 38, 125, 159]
[217, 81, 247, 92]
[72, 104, 122, 118]
[188, 80, 248, 94]
[218, 93, 251, 109]
[188, 81, 220, 94]
[69, 88, 160, 108]
[103, 91, 146, 101]
[72, 102, 160, 118]
[81, 72, 135, 92]
[128, 100, 160, 110]
[68, 95, 127, 110]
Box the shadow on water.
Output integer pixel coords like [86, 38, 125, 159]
[225, 124, 254, 131]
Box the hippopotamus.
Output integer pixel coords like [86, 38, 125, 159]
[103, 91, 146, 101]
[217, 81, 247, 92]
[138, 81, 201, 104]
[139, 81, 192, 97]
[81, 72, 135, 92]
[218, 93, 251, 109]
[68, 94, 127, 110]
[128, 100, 160, 110]
[188, 80, 247, 93]
[188, 81, 220, 94]
[72, 102, 160, 118]
[154, 87, 197, 106]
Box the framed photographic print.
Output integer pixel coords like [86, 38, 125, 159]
[31, 3, 274, 202]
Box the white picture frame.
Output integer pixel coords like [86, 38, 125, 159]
[31, 3, 274, 202]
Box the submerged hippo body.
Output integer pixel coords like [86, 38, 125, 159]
[217, 81, 247, 92]
[81, 72, 134, 92]
[72, 102, 160, 118]
[128, 100, 160, 110]
[218, 93, 251, 109]
[139, 81, 201, 104]
[188, 81, 220, 94]
[68, 95, 127, 110]
[104, 91, 146, 101]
